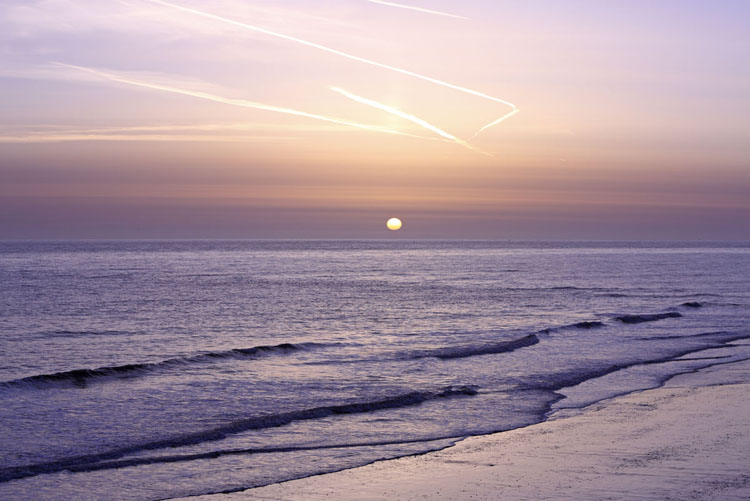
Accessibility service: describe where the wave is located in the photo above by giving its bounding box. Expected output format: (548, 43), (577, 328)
(27, 329), (134, 340)
(572, 321), (605, 329)
(8, 331), (747, 484)
(640, 330), (734, 341)
(50, 436), (461, 477)
(526, 331), (750, 393)
(0, 385), (478, 483)
(51, 329), (128, 336)
(539, 321), (605, 334)
(614, 312), (682, 324)
(0, 342), (328, 389)
(680, 301), (703, 308)
(673, 355), (734, 362)
(405, 334), (539, 361)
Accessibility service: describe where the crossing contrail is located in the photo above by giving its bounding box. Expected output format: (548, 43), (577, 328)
(330, 87), (488, 155)
(57, 63), (438, 141)
(472, 108), (520, 138)
(366, 0), (468, 20)
(145, 0), (517, 116)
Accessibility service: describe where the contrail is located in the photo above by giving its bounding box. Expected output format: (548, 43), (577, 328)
(330, 86), (488, 155)
(472, 108), (520, 138)
(366, 0), (468, 20)
(145, 1), (517, 113)
(57, 63), (435, 140)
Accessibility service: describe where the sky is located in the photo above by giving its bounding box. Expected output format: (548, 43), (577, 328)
(0, 0), (748, 239)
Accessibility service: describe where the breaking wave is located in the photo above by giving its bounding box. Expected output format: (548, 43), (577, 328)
(0, 342), (329, 389)
(404, 334), (539, 360)
(0, 385), (478, 483)
(615, 312), (683, 324)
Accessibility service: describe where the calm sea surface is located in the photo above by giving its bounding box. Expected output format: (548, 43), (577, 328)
(1, 241), (749, 499)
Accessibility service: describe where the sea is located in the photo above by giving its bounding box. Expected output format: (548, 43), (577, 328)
(1, 240), (748, 500)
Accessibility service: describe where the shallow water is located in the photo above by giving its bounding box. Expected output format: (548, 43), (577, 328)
(1, 241), (748, 499)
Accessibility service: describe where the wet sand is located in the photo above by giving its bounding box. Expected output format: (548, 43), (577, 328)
(193, 359), (750, 500)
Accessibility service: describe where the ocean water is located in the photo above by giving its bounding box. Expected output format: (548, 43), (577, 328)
(0, 241), (748, 500)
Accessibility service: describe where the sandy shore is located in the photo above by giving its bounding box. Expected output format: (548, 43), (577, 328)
(194, 359), (750, 500)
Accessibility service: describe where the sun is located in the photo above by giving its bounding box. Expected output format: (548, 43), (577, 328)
(386, 217), (402, 231)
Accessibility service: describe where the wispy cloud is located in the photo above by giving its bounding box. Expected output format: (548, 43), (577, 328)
(1, 122), (367, 134)
(0, 133), (297, 144)
(0, 0), (353, 39)
(0, 121), (385, 143)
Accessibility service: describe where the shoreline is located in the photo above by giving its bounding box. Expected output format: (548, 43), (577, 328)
(190, 358), (750, 500)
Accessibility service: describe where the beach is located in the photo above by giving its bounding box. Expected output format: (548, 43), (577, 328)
(206, 359), (750, 501)
(2, 0), (749, 499)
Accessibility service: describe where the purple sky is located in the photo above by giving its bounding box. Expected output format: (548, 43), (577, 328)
(1, 0), (748, 239)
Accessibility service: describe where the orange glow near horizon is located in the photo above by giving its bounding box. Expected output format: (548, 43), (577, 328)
(0, 0), (748, 238)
